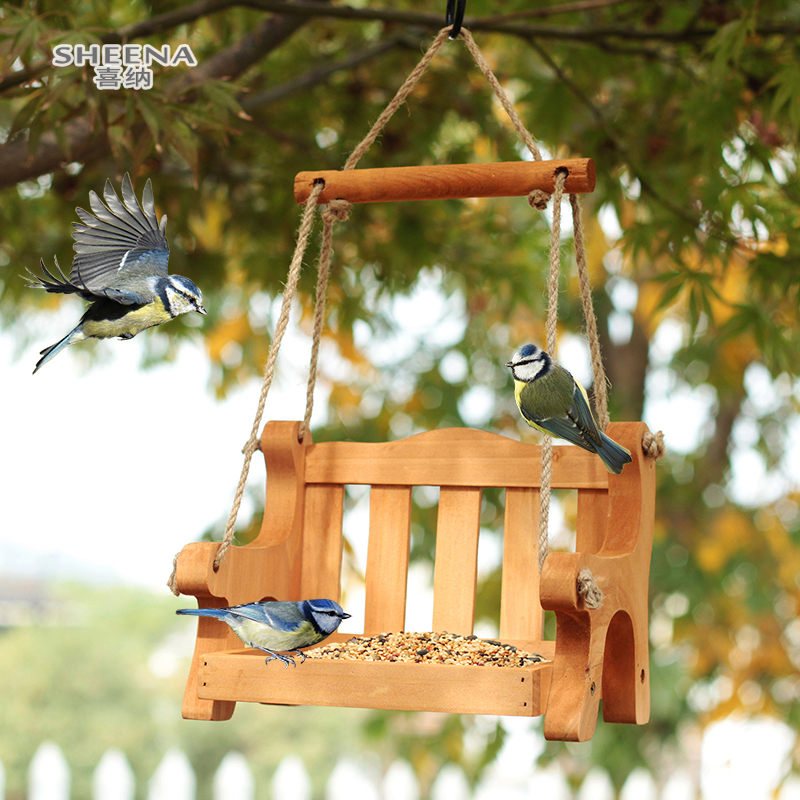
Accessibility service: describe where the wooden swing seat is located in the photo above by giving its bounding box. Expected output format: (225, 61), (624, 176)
(176, 419), (655, 741)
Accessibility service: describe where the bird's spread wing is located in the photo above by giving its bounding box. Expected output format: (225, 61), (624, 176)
(70, 174), (169, 301)
(226, 602), (305, 632)
(24, 258), (97, 302)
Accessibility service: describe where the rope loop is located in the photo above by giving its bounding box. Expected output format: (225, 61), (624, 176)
(527, 189), (551, 210)
(321, 198), (352, 224)
(642, 429), (666, 460)
(577, 567), (604, 609)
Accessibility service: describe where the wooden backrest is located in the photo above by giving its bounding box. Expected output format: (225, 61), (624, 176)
(253, 421), (621, 644)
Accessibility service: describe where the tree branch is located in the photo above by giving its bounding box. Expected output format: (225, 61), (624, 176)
(239, 34), (412, 111)
(0, 7), (319, 189)
(237, 1), (800, 43)
(0, 117), (106, 188)
(526, 36), (707, 235)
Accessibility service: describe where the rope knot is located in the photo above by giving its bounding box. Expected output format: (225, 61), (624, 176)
(241, 437), (260, 457)
(642, 429), (666, 460)
(577, 567), (604, 609)
(527, 188), (551, 210)
(321, 199), (352, 223)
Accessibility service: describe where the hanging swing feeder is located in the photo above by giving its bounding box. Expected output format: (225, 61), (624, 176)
(175, 161), (656, 742)
(173, 25), (660, 743)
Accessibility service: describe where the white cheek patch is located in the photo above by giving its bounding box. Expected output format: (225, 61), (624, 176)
(514, 359), (545, 382)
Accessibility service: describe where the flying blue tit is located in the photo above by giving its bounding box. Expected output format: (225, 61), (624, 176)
(505, 343), (632, 475)
(26, 174), (206, 373)
(176, 598), (351, 668)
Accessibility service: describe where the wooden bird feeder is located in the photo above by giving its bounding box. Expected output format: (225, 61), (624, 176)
(177, 422), (655, 741)
(175, 160), (657, 742)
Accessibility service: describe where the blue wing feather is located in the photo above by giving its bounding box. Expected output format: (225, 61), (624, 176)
(224, 601), (306, 632)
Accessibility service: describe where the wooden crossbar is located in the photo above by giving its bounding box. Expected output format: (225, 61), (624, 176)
(294, 159), (596, 205)
(175, 421), (655, 741)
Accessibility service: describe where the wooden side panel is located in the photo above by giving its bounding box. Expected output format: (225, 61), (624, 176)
(541, 422), (655, 741)
(576, 489), (608, 555)
(199, 649), (554, 717)
(300, 484), (345, 601)
(364, 485), (412, 634)
(500, 487), (543, 641)
(432, 487), (482, 633)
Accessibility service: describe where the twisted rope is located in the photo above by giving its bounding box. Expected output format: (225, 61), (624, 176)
(299, 199), (352, 442)
(538, 170), (567, 571)
(167, 181), (326, 594)
(343, 28), (451, 171)
(343, 27), (546, 172)
(571, 193), (610, 431)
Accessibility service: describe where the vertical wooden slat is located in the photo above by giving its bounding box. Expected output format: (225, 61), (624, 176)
(432, 486), (482, 633)
(576, 489), (608, 555)
(364, 485), (412, 634)
(499, 487), (543, 641)
(300, 484), (345, 600)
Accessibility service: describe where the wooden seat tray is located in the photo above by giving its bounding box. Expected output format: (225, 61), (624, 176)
(176, 421), (655, 741)
(197, 638), (556, 716)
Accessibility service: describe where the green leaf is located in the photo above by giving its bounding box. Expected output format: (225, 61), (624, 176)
(705, 12), (757, 76)
(167, 117), (199, 182)
(768, 64), (800, 131)
(135, 93), (162, 143)
(202, 80), (250, 120)
(8, 89), (46, 138)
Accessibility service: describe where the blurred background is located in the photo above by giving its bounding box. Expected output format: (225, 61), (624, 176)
(2, 1), (800, 797)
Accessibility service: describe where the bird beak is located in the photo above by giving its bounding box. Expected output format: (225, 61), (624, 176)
(504, 361), (513, 368)
(197, 305), (207, 315)
(341, 613), (351, 619)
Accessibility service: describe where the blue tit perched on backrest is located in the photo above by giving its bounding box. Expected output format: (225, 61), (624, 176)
(176, 598), (351, 668)
(506, 343), (632, 475)
(26, 174), (206, 373)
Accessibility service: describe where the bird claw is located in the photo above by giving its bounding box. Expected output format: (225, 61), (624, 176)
(263, 651), (297, 668)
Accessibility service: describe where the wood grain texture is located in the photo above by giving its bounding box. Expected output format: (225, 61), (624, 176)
(500, 487), (543, 641)
(300, 483), (345, 600)
(364, 485), (412, 634)
(294, 159), (595, 204)
(304, 428), (607, 489)
(540, 422), (655, 741)
(432, 487), (482, 633)
(176, 420), (655, 740)
(197, 646), (555, 716)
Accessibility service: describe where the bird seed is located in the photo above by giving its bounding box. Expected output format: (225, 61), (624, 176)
(309, 631), (546, 667)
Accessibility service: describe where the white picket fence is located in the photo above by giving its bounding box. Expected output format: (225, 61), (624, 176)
(5, 737), (800, 799)
(3, 741), (643, 800)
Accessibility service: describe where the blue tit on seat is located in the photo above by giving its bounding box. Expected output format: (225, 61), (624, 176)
(25, 174), (206, 373)
(505, 343), (632, 475)
(176, 598), (351, 668)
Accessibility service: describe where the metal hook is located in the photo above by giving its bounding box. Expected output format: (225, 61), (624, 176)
(446, 0), (466, 39)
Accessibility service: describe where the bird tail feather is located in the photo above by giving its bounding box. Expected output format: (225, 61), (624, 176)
(175, 608), (229, 618)
(33, 327), (84, 374)
(596, 432), (633, 475)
